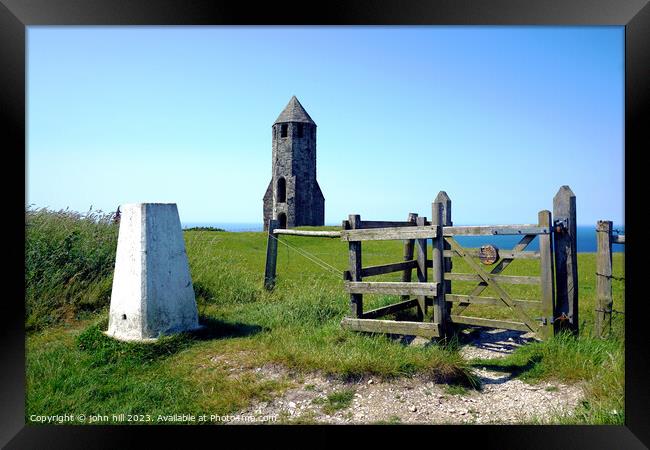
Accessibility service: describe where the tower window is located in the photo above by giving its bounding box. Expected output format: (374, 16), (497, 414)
(277, 177), (286, 203)
(297, 123), (304, 138)
(280, 124), (288, 138)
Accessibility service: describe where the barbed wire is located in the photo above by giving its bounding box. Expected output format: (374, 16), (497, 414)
(594, 308), (625, 315)
(595, 272), (625, 281)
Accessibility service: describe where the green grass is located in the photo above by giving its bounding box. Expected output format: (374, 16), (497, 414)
(25, 208), (625, 424)
(26, 316), (291, 424)
(312, 388), (356, 414)
(375, 415), (402, 424)
(444, 384), (468, 396)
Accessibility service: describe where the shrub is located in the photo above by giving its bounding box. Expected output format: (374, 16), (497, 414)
(25, 207), (118, 331)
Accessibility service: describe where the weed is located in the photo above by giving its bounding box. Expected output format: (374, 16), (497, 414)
(444, 384), (468, 396)
(319, 388), (356, 414)
(375, 415), (402, 424)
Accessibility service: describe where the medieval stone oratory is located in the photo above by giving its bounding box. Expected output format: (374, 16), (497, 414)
(263, 96), (325, 230)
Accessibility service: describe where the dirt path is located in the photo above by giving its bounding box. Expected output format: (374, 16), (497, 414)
(224, 329), (584, 424)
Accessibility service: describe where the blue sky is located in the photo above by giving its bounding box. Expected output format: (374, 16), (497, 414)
(27, 26), (624, 225)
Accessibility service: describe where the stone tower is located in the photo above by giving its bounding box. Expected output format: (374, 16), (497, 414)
(263, 96), (325, 230)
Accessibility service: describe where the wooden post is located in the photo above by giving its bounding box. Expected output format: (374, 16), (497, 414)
(538, 210), (555, 339)
(401, 212), (418, 301)
(348, 214), (363, 318)
(553, 186), (579, 335)
(435, 191), (452, 317)
(595, 220), (613, 338)
(415, 216), (428, 321)
(431, 200), (448, 338)
(263, 219), (279, 290)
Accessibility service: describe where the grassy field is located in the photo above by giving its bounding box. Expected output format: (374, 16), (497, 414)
(25, 209), (625, 424)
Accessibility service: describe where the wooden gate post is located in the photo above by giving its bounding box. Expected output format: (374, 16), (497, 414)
(553, 186), (579, 335)
(435, 191), (453, 317)
(347, 214), (363, 318)
(415, 216), (428, 321)
(595, 220), (613, 338)
(264, 219), (279, 290)
(538, 210), (555, 339)
(431, 200), (449, 338)
(401, 212), (419, 301)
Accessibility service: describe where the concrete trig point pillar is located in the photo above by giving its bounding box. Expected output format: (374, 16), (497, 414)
(107, 203), (200, 341)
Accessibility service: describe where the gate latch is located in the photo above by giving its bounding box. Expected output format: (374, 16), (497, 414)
(550, 312), (570, 324)
(554, 219), (568, 234)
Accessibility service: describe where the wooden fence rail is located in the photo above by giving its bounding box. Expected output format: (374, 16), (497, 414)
(344, 281), (439, 296)
(273, 229), (341, 238)
(442, 225), (550, 236)
(340, 226), (438, 242)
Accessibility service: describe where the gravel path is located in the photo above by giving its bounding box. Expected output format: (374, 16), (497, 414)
(223, 328), (584, 424)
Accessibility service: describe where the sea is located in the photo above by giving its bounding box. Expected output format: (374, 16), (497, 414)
(182, 223), (625, 253)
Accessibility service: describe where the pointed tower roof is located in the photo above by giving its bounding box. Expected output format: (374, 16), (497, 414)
(274, 96), (316, 125)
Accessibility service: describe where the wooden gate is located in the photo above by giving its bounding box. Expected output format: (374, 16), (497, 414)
(263, 187), (579, 340)
(442, 210), (555, 339)
(339, 192), (564, 340)
(340, 213), (443, 338)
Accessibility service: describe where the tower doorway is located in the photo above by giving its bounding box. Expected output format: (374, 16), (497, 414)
(278, 213), (287, 229)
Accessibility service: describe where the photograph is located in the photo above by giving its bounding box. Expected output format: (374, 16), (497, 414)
(22, 24), (628, 428)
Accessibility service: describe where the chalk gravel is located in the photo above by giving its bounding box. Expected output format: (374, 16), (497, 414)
(224, 329), (584, 425)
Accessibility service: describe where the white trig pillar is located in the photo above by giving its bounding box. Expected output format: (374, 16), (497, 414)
(107, 203), (200, 341)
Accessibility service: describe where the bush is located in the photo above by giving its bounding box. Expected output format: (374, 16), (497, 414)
(183, 226), (226, 232)
(25, 207), (119, 331)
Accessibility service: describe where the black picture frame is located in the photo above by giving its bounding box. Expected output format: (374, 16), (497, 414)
(2, 0), (647, 447)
